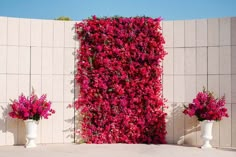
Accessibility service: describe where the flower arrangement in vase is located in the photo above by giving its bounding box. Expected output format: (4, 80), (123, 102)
(8, 89), (55, 148)
(183, 88), (228, 148)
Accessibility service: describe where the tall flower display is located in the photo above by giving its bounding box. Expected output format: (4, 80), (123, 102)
(75, 16), (167, 144)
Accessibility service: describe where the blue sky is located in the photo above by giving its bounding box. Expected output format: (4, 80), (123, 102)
(0, 0), (236, 21)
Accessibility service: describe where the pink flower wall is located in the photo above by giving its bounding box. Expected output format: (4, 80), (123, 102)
(75, 16), (167, 144)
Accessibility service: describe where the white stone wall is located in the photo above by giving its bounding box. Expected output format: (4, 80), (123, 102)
(0, 17), (77, 145)
(162, 17), (236, 148)
(0, 16), (235, 148)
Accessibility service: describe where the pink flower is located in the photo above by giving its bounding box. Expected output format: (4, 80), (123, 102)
(183, 89), (228, 121)
(8, 91), (55, 121)
(75, 16), (167, 144)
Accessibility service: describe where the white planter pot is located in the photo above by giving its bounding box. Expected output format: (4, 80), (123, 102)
(24, 119), (39, 148)
(200, 120), (214, 149)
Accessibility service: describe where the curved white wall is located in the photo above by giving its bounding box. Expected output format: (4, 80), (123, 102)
(0, 16), (236, 148)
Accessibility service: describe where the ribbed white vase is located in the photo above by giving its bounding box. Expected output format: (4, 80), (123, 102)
(200, 120), (214, 149)
(24, 119), (38, 148)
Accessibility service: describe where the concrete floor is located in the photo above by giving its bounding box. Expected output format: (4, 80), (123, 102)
(0, 144), (235, 157)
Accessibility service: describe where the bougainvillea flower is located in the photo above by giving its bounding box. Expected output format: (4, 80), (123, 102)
(9, 91), (55, 121)
(74, 16), (167, 144)
(183, 88), (229, 121)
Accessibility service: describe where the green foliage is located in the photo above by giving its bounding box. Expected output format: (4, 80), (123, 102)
(55, 16), (72, 21)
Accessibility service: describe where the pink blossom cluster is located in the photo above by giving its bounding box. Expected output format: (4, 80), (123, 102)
(183, 89), (229, 121)
(75, 16), (167, 144)
(9, 91), (55, 121)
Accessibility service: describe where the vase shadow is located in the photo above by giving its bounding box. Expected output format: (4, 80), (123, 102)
(0, 105), (25, 145)
(165, 103), (201, 147)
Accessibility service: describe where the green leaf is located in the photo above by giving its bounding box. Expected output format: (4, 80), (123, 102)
(32, 114), (40, 121)
(88, 57), (93, 70)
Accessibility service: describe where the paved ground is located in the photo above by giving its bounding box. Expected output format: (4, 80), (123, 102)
(0, 144), (235, 157)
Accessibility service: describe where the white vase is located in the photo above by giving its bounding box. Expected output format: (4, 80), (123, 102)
(24, 119), (38, 148)
(200, 120), (214, 149)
